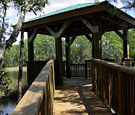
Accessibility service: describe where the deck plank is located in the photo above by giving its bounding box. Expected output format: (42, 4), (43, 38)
(53, 78), (113, 115)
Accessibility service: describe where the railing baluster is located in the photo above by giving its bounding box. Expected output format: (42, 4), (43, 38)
(92, 58), (135, 114)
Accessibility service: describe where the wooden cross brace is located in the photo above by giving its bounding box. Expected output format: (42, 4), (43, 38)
(81, 18), (99, 33)
(28, 28), (38, 42)
(114, 30), (127, 40)
(45, 20), (71, 38)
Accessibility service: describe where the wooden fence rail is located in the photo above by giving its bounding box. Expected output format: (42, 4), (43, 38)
(92, 58), (135, 115)
(63, 60), (92, 78)
(12, 60), (55, 115)
(70, 64), (85, 77)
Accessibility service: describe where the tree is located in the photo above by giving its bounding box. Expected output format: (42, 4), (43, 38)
(70, 36), (92, 64)
(0, 0), (49, 103)
(109, 0), (135, 9)
(18, 26), (24, 102)
(34, 35), (55, 61)
(102, 31), (123, 62)
(128, 29), (135, 59)
(0, 0), (49, 66)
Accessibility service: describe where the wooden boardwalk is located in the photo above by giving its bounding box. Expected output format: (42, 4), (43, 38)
(53, 78), (113, 115)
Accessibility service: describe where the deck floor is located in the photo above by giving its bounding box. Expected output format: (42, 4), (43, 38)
(53, 78), (113, 115)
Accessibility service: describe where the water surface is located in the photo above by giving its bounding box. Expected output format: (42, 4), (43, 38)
(0, 67), (27, 115)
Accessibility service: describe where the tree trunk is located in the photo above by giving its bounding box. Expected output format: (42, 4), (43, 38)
(0, 5), (7, 42)
(0, 43), (6, 67)
(5, 10), (25, 49)
(0, 10), (25, 66)
(18, 24), (24, 103)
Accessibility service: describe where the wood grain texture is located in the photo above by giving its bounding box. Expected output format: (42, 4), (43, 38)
(12, 60), (55, 115)
(92, 59), (135, 114)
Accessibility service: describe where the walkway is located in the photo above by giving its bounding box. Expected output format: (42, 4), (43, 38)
(53, 78), (113, 115)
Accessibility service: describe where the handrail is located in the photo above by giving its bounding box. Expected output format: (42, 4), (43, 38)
(12, 60), (55, 115)
(92, 58), (135, 75)
(92, 58), (135, 114)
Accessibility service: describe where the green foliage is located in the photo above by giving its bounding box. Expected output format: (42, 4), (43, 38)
(4, 45), (20, 67)
(34, 35), (55, 61)
(2, 30), (135, 66)
(129, 29), (135, 59)
(0, 69), (12, 95)
(10, 0), (49, 13)
(3, 40), (28, 67)
(102, 31), (123, 62)
(70, 35), (92, 64)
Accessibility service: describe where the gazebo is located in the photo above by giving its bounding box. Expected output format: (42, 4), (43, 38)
(12, 1), (135, 115)
(23, 1), (135, 85)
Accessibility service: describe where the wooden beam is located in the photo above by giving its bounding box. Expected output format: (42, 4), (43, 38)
(55, 38), (63, 85)
(66, 36), (71, 78)
(28, 28), (38, 42)
(69, 36), (76, 46)
(85, 34), (93, 43)
(123, 29), (129, 58)
(81, 18), (99, 33)
(93, 16), (102, 59)
(24, 4), (106, 28)
(114, 30), (125, 40)
(101, 16), (128, 28)
(45, 20), (71, 38)
(28, 42), (34, 61)
(106, 6), (135, 27)
(44, 25), (55, 36)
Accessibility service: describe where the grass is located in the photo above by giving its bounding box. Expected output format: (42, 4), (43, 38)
(0, 67), (28, 105)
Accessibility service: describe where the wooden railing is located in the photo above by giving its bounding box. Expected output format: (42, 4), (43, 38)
(12, 60), (55, 115)
(92, 58), (135, 115)
(85, 60), (92, 79)
(26, 61), (48, 86)
(63, 60), (92, 78)
(70, 64), (85, 77)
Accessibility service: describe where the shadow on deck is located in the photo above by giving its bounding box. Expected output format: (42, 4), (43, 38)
(53, 78), (113, 115)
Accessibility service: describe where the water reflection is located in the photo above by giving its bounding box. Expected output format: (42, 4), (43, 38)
(0, 103), (16, 115)
(0, 67), (27, 115)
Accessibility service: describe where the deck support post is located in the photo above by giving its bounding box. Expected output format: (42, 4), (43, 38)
(123, 29), (129, 58)
(93, 17), (102, 59)
(55, 37), (63, 85)
(66, 36), (71, 78)
(28, 29), (37, 61)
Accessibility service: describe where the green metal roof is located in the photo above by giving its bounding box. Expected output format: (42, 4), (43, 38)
(25, 2), (99, 23)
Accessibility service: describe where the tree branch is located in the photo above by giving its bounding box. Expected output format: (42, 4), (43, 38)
(5, 10), (25, 49)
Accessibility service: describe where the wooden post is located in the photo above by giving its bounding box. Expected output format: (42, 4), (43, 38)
(93, 16), (102, 59)
(66, 36), (71, 78)
(55, 37), (63, 85)
(123, 29), (129, 58)
(85, 60), (87, 79)
(28, 41), (34, 61)
(92, 34), (94, 58)
(28, 29), (37, 61)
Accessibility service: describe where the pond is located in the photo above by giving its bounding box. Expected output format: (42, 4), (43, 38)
(0, 67), (28, 115)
